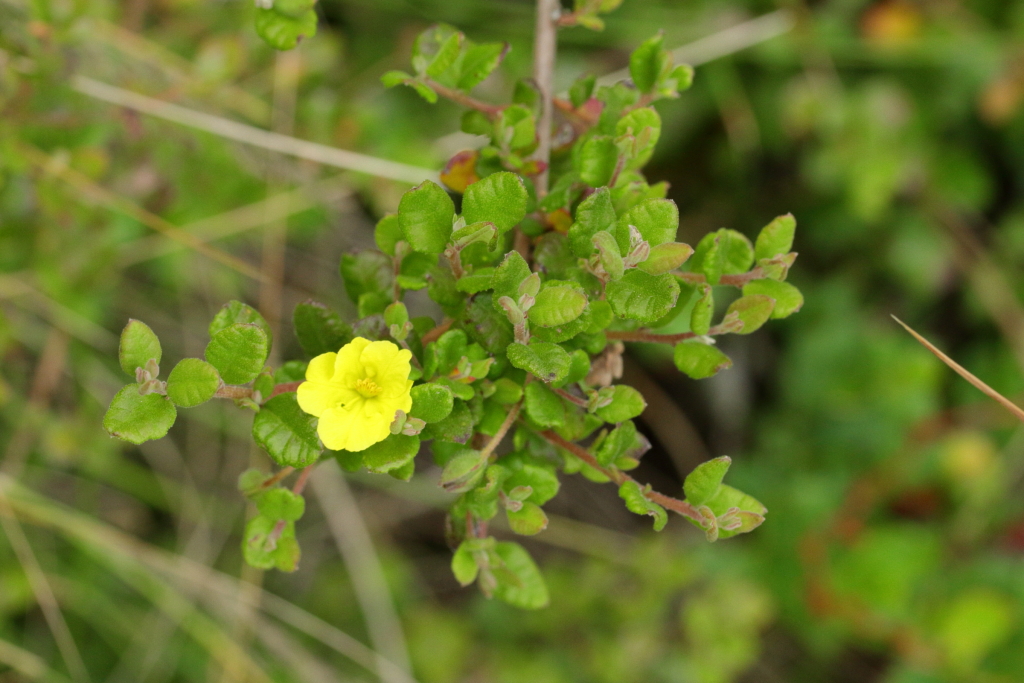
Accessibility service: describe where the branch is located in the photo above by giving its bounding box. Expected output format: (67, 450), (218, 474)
(420, 319), (453, 345)
(422, 78), (503, 117)
(552, 387), (588, 408)
(480, 401), (522, 459)
(606, 330), (697, 344)
(538, 430), (703, 523)
(676, 268), (765, 287)
(531, 0), (560, 195)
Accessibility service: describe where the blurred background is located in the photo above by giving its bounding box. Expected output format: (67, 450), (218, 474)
(3, 0), (1024, 681)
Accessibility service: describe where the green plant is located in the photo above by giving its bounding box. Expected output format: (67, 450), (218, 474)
(104, 0), (802, 609)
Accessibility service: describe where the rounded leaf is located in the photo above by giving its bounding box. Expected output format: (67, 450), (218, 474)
(119, 319), (161, 377)
(605, 270), (680, 324)
(205, 323), (270, 385)
(166, 358), (220, 408)
(254, 7), (317, 51)
(104, 384), (177, 445)
(398, 180), (455, 255)
(252, 393), (322, 468)
(673, 342), (732, 379)
(492, 541), (549, 609)
(743, 279), (804, 319)
(506, 342), (571, 383)
(210, 301), (274, 350)
(410, 383), (455, 423)
(462, 172), (528, 234)
(530, 284), (588, 328)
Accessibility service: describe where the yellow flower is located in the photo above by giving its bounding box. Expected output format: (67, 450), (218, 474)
(296, 337), (413, 452)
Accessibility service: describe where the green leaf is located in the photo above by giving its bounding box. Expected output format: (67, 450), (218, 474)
(615, 198), (677, 254)
(165, 358), (220, 408)
(426, 30), (462, 80)
(554, 348), (591, 388)
(339, 250), (394, 305)
(592, 230), (624, 281)
(243, 514), (299, 571)
(380, 70), (412, 88)
(618, 480), (667, 531)
(361, 434), (420, 474)
(254, 8), (317, 51)
(462, 172), (528, 235)
(577, 135), (619, 187)
(490, 251), (532, 313)
(492, 541), (549, 609)
(690, 231), (724, 285)
(569, 73), (596, 109)
(725, 294), (776, 334)
(252, 393), (321, 468)
(701, 483), (767, 539)
(615, 107), (661, 169)
(410, 383), (455, 423)
(374, 213), (403, 255)
(506, 502), (548, 536)
(594, 385), (646, 423)
(629, 33), (667, 93)
(409, 81), (438, 103)
(569, 187), (616, 257)
(490, 378), (523, 404)
(673, 342), (732, 379)
(439, 448), (487, 493)
(272, 0), (315, 19)
(671, 63), (694, 91)
(682, 456), (731, 506)
(637, 242), (693, 275)
(742, 279), (804, 319)
(464, 294), (515, 354)
(456, 269), (495, 294)
(495, 105), (537, 151)
(457, 42), (508, 91)
(293, 300), (353, 357)
(423, 399), (474, 444)
(398, 181), (455, 255)
(506, 342), (571, 383)
(104, 384), (177, 445)
(210, 301), (274, 350)
(119, 319), (161, 377)
(690, 284), (713, 336)
(503, 461), (560, 505)
(754, 213), (796, 261)
(451, 541), (480, 586)
(524, 381), (565, 428)
(605, 270), (680, 324)
(256, 488), (305, 521)
(530, 283), (588, 327)
(205, 323), (269, 385)
(594, 420), (643, 466)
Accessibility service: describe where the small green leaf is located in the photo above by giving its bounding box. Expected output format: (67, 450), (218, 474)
(492, 541), (549, 609)
(256, 488), (305, 521)
(272, 0), (315, 19)
(361, 434), (420, 474)
(592, 230), (624, 281)
(615, 107), (661, 169)
(440, 448), (487, 493)
(569, 187), (616, 257)
(210, 301), (274, 350)
(673, 342), (732, 379)
(254, 8), (317, 51)
(410, 383), (455, 423)
(530, 284), (588, 327)
(119, 320), (161, 377)
(754, 213), (796, 262)
(104, 384), (177, 445)
(456, 269), (495, 294)
(569, 73), (596, 109)
(743, 279), (804, 319)
(426, 30), (462, 80)
(380, 71), (412, 88)
(205, 323), (269, 385)
(689, 284), (713, 337)
(340, 251), (394, 308)
(605, 270), (680, 324)
(165, 358), (220, 408)
(491, 251), (532, 314)
(672, 63), (694, 91)
(503, 461), (560, 505)
(615, 198), (677, 254)
(578, 135), (619, 187)
(374, 213), (403, 255)
(690, 231), (724, 285)
(490, 378), (523, 404)
(524, 381), (565, 428)
(725, 294), (776, 334)
(495, 105), (537, 152)
(293, 300), (353, 357)
(629, 33), (667, 93)
(618, 480), (667, 531)
(451, 541), (480, 586)
(409, 81), (438, 103)
(506, 342), (571, 383)
(457, 42), (508, 91)
(701, 483), (767, 539)
(423, 399), (474, 443)
(462, 172), (528, 235)
(252, 393), (321, 468)
(637, 242), (693, 275)
(682, 456), (731, 506)
(506, 502), (548, 536)
(243, 514), (299, 571)
(398, 181), (455, 255)
(594, 385), (646, 423)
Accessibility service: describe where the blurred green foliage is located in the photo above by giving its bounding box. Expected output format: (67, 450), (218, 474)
(4, 0), (1024, 681)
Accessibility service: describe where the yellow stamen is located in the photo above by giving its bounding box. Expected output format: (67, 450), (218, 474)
(354, 377), (383, 398)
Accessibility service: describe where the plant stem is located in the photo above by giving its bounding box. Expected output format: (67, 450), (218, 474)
(215, 385), (254, 399)
(532, 0), (560, 195)
(480, 401), (522, 459)
(538, 429), (703, 523)
(421, 318), (453, 345)
(423, 78), (504, 116)
(552, 386), (588, 408)
(292, 465), (314, 495)
(268, 381), (302, 398)
(260, 466), (295, 489)
(266, 464), (315, 547)
(605, 330), (698, 344)
(675, 268), (765, 287)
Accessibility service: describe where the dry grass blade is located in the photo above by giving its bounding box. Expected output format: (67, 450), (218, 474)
(72, 76), (438, 185)
(892, 315), (1024, 423)
(0, 634), (71, 682)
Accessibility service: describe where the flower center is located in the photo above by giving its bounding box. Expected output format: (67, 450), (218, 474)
(354, 377), (383, 398)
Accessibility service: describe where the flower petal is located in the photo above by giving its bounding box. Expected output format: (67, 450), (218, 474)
(297, 380), (357, 418)
(317, 400), (393, 452)
(305, 352), (338, 383)
(334, 337), (372, 381)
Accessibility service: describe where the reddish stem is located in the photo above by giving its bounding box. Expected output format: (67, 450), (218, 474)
(538, 430), (702, 523)
(605, 330), (698, 344)
(421, 319), (454, 345)
(268, 381), (302, 399)
(676, 268), (765, 287)
(553, 386), (588, 408)
(423, 78), (504, 117)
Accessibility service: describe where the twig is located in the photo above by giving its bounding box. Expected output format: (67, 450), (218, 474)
(260, 467), (295, 490)
(309, 461), (413, 683)
(480, 401), (522, 458)
(893, 316), (1024, 424)
(268, 381), (302, 399)
(538, 430), (703, 522)
(676, 268), (764, 287)
(422, 78), (503, 116)
(606, 330), (697, 344)
(531, 0), (560, 195)
(72, 76), (437, 185)
(420, 318), (453, 345)
(552, 387), (588, 408)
